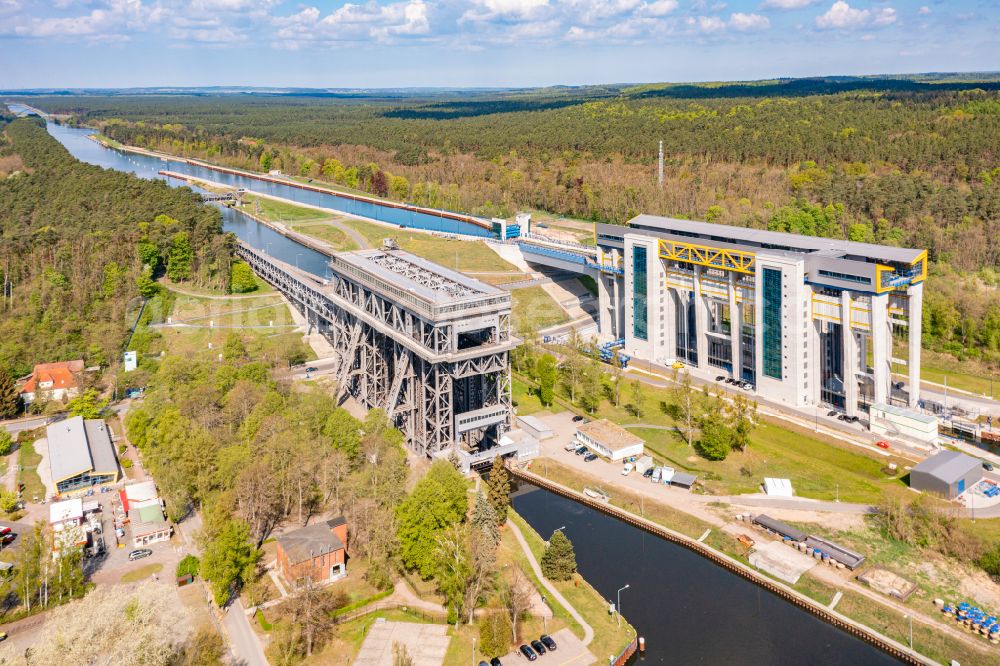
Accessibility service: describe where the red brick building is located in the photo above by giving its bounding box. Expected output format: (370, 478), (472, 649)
(276, 517), (348, 587)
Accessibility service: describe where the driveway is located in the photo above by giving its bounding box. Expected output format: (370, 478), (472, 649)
(223, 598), (269, 666)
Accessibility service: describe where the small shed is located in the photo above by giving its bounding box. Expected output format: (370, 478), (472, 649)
(575, 419), (644, 461)
(910, 450), (982, 499)
(516, 415), (554, 441)
(670, 472), (697, 489)
(870, 403), (938, 444)
(763, 478), (794, 497)
(751, 514), (807, 542)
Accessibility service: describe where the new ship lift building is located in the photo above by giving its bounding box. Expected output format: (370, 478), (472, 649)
(593, 215), (927, 416)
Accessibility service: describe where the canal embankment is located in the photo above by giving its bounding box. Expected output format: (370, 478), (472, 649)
(508, 464), (932, 665)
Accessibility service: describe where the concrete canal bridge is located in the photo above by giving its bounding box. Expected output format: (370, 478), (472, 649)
(236, 240), (518, 457)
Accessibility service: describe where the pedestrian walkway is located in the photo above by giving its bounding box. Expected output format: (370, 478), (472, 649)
(506, 518), (594, 647)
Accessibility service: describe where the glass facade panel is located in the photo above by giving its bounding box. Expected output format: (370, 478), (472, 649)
(633, 246), (648, 340)
(763, 268), (783, 379)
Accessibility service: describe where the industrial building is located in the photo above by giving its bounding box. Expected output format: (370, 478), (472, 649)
(909, 450), (982, 499)
(239, 240), (516, 457)
(591, 215), (927, 417)
(45, 416), (120, 496)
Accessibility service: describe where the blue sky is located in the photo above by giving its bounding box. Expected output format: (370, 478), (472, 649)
(1, 1), (998, 88)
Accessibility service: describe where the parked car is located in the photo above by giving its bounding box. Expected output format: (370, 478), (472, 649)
(519, 644), (537, 661)
(984, 462), (995, 472)
(671, 361), (684, 369)
(875, 441), (890, 450)
(0, 632), (6, 641)
(575, 446), (588, 455)
(837, 414), (849, 422)
(584, 453), (598, 462)
(572, 415), (584, 422)
(0, 527), (11, 536)
(306, 366), (318, 373)
(0, 534), (13, 545)
(564, 442), (579, 451)
(490, 658), (503, 666)
(643, 468), (655, 478)
(539, 635), (556, 651)
(621, 463), (633, 476)
(715, 375), (726, 382)
(479, 662), (490, 666)
(530, 639), (547, 655)
(740, 382), (753, 390)
(128, 549), (153, 561)
(651, 467), (661, 483)
(827, 410), (838, 417)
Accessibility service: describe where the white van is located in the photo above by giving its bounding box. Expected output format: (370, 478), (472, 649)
(651, 467), (661, 483)
(621, 463), (633, 476)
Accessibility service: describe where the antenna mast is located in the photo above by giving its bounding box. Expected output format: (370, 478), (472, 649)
(658, 140), (664, 187)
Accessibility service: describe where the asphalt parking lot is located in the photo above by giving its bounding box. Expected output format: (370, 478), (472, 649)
(0, 519), (28, 555)
(497, 628), (594, 666)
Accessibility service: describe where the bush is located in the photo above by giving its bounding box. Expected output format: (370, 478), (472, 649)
(0, 431), (13, 457)
(478, 610), (512, 658)
(121, 458), (133, 469)
(176, 554), (200, 579)
(118, 443), (128, 455)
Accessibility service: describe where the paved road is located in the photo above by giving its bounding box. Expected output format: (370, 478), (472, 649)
(1, 416), (51, 436)
(506, 518), (594, 647)
(223, 598), (269, 666)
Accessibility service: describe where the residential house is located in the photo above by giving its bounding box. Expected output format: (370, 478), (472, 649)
(276, 517), (348, 587)
(20, 360), (84, 405)
(120, 481), (171, 547)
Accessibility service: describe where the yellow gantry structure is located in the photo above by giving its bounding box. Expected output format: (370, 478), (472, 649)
(658, 239), (756, 274)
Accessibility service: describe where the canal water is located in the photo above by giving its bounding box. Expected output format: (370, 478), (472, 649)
(13, 104), (898, 664)
(511, 483), (898, 665)
(7, 103), (490, 278)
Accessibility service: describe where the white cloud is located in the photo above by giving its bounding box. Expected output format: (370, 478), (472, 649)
(759, 0), (817, 9)
(640, 0), (678, 17)
(689, 14), (725, 32)
(729, 12), (768, 31)
(918, 6), (930, 15)
(274, 0), (431, 45)
(816, 1), (895, 30)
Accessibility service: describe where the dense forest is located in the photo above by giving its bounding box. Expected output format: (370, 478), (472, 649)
(0, 116), (230, 377)
(19, 76), (1000, 368)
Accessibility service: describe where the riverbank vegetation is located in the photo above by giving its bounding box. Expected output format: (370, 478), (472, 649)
(25, 77), (1000, 371)
(0, 116), (230, 380)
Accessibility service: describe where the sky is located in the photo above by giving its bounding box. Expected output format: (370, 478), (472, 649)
(1, 0), (998, 88)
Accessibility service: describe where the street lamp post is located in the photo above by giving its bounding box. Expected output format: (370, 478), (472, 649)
(616, 584), (630, 628)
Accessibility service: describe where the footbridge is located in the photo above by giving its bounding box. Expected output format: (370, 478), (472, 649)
(513, 233), (623, 277)
(236, 241), (518, 456)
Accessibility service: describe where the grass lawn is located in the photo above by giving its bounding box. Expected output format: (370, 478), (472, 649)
(341, 218), (522, 274)
(239, 194), (332, 223)
(169, 293), (289, 324)
(512, 286), (569, 331)
(286, 220), (359, 252)
(161, 277), (275, 297)
(507, 511), (636, 661)
(120, 562), (164, 583)
(17, 439), (45, 502)
(513, 377), (549, 416)
(836, 590), (995, 666)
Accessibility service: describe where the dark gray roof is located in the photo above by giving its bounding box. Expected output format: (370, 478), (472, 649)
(752, 514), (807, 542)
(912, 450), (981, 484)
(806, 536), (865, 570)
(278, 519), (346, 564)
(626, 214), (924, 265)
(670, 472), (698, 488)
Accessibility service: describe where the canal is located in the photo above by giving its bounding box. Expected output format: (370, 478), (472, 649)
(511, 482), (898, 665)
(16, 104), (900, 664)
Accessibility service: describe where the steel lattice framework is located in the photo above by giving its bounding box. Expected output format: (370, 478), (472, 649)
(236, 242), (517, 456)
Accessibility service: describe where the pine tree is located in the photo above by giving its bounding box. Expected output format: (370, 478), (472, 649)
(540, 530), (577, 581)
(486, 456), (510, 527)
(470, 491), (499, 548)
(0, 366), (18, 419)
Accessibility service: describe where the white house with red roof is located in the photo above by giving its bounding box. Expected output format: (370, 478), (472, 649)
(20, 360), (84, 405)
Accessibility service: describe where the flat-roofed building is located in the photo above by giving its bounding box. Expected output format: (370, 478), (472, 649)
(592, 214), (926, 416)
(45, 416), (119, 496)
(575, 419), (644, 461)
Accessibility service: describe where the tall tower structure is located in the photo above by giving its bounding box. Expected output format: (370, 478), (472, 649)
(658, 140), (664, 187)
